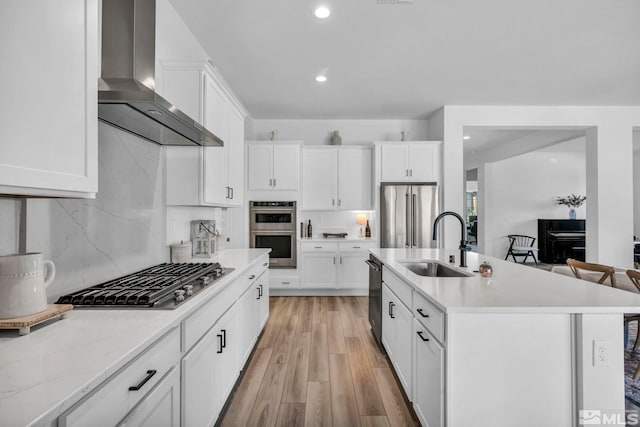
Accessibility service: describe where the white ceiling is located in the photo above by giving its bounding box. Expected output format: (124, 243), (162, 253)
(169, 0), (640, 120)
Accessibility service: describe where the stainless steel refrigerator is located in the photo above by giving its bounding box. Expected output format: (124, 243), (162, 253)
(380, 183), (439, 248)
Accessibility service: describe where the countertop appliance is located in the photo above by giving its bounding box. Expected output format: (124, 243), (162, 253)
(55, 263), (232, 309)
(249, 201), (296, 268)
(366, 255), (384, 351)
(380, 183), (439, 248)
(98, 0), (222, 147)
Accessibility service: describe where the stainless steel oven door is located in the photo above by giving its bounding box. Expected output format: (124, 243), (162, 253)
(250, 230), (297, 268)
(250, 208), (296, 231)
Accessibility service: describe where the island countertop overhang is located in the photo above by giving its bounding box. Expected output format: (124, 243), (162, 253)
(370, 248), (640, 314)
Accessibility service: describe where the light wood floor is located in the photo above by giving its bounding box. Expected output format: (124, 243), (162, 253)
(220, 296), (417, 427)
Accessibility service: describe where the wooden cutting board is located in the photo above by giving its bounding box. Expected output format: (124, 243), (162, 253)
(0, 304), (73, 335)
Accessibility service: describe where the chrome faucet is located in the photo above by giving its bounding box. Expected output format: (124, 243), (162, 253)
(432, 211), (469, 268)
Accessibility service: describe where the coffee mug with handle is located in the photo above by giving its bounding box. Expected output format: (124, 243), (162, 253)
(0, 252), (55, 319)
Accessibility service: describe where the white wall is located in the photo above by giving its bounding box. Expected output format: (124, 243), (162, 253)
(481, 150), (586, 259)
(635, 150), (640, 238)
(0, 199), (21, 255)
(249, 119), (428, 144)
(25, 125), (169, 300)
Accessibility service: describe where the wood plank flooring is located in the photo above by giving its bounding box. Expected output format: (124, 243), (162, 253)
(221, 296), (417, 427)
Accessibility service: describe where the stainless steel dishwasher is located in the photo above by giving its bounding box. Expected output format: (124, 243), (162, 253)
(366, 255), (384, 352)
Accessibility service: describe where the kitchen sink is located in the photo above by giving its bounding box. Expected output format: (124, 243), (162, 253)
(399, 261), (473, 278)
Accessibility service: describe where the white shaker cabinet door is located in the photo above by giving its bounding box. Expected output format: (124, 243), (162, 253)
(338, 147), (372, 210)
(409, 143), (439, 182)
(272, 144), (301, 190)
(181, 328), (217, 427)
(213, 303), (240, 417)
(119, 367), (180, 427)
(226, 106), (245, 206)
(302, 148), (337, 210)
(237, 280), (259, 366)
(257, 270), (270, 330)
(302, 252), (338, 289)
(380, 145), (409, 182)
(338, 252), (369, 290)
(413, 319), (444, 427)
(247, 144), (274, 190)
(202, 76), (228, 205)
(0, 0), (98, 197)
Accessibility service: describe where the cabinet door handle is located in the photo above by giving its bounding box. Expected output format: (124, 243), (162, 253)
(416, 308), (429, 318)
(257, 287), (261, 299)
(353, 246), (361, 249)
(273, 178), (276, 187)
(332, 199), (335, 206)
(128, 370), (157, 391)
(406, 169), (409, 177)
(269, 178), (272, 187)
(314, 246), (323, 249)
(388, 301), (395, 318)
(221, 329), (227, 348)
(230, 187), (234, 199)
(340, 257), (342, 264)
(333, 257), (336, 264)
(410, 169), (413, 177)
(282, 281), (290, 284)
(417, 330), (430, 342)
(263, 262), (268, 267)
(217, 334), (223, 353)
(338, 199), (341, 206)
(259, 284), (263, 297)
(249, 274), (256, 280)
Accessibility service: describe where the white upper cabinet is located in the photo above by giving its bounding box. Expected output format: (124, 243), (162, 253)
(161, 61), (246, 206)
(379, 141), (440, 182)
(302, 146), (372, 210)
(247, 143), (301, 191)
(0, 0), (98, 198)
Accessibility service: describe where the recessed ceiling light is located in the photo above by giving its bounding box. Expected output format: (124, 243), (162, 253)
(463, 135), (471, 140)
(315, 75), (327, 82)
(314, 6), (330, 19)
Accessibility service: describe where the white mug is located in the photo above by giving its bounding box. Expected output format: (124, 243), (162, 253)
(0, 253), (55, 319)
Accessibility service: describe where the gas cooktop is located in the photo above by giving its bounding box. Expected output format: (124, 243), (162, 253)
(55, 263), (233, 310)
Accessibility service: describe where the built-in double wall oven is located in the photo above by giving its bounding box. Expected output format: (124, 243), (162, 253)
(249, 201), (296, 268)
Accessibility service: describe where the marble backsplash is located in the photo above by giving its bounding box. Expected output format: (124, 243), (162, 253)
(10, 123), (224, 300)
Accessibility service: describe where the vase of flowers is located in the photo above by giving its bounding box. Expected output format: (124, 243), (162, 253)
(556, 194), (586, 220)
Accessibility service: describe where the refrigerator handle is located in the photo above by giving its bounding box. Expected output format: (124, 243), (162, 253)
(412, 193), (417, 247)
(406, 192), (411, 247)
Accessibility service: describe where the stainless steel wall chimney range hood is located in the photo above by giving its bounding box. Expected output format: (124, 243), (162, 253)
(98, 0), (222, 147)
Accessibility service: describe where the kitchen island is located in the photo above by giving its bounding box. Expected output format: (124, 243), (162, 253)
(371, 248), (640, 427)
(0, 249), (270, 427)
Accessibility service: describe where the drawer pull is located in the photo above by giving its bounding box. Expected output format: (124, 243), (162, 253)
(417, 331), (430, 342)
(221, 329), (227, 348)
(128, 370), (157, 391)
(416, 308), (429, 318)
(249, 274), (256, 280)
(314, 246), (323, 249)
(282, 281), (290, 285)
(389, 301), (395, 318)
(352, 246), (361, 249)
(263, 262), (268, 266)
(259, 284), (263, 297)
(257, 287), (261, 299)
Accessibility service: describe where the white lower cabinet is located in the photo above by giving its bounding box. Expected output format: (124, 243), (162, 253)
(119, 367), (180, 427)
(60, 328), (181, 427)
(413, 319), (444, 427)
(237, 280), (259, 366)
(213, 304), (240, 417)
(381, 283), (413, 399)
(301, 241), (376, 290)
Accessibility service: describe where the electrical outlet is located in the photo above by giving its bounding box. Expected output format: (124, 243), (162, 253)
(593, 340), (610, 367)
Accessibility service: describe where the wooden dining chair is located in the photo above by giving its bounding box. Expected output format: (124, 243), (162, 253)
(566, 258), (617, 287)
(625, 270), (640, 379)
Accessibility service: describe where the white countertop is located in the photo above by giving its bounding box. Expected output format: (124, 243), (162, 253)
(299, 237), (378, 243)
(372, 248), (640, 314)
(0, 249), (270, 427)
